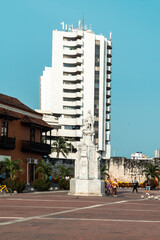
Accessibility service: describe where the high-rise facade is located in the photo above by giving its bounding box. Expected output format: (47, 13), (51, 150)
(40, 22), (112, 159)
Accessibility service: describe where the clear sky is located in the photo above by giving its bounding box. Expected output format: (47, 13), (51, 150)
(1, 0), (160, 158)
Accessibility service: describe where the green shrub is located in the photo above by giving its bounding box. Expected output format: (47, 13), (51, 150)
(143, 179), (159, 190)
(58, 179), (70, 190)
(4, 178), (26, 193)
(52, 177), (60, 184)
(33, 179), (52, 191)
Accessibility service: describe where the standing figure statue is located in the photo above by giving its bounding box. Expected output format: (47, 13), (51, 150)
(83, 110), (94, 132)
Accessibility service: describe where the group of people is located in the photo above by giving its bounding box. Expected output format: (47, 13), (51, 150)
(132, 177), (151, 195)
(105, 178), (119, 197)
(106, 177), (151, 197)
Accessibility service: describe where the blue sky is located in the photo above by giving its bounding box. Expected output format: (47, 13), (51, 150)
(0, 0), (160, 158)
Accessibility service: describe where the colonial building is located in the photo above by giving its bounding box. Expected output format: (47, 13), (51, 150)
(0, 93), (52, 184)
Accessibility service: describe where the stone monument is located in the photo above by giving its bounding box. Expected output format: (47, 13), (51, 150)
(69, 110), (105, 196)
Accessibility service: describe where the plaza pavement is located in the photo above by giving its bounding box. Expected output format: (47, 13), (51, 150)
(0, 189), (160, 240)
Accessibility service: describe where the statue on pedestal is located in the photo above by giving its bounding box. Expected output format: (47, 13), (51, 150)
(83, 110), (94, 132)
(69, 109), (105, 196)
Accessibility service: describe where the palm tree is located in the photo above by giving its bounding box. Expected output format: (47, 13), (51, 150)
(100, 166), (110, 180)
(52, 137), (74, 158)
(56, 165), (74, 179)
(35, 159), (53, 181)
(142, 163), (160, 181)
(2, 158), (24, 181)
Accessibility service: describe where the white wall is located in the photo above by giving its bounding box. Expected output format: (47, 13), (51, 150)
(83, 31), (95, 119)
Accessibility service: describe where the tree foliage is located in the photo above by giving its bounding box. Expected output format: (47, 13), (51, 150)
(100, 166), (109, 180)
(2, 158), (24, 180)
(52, 137), (74, 158)
(142, 163), (160, 181)
(55, 165), (74, 179)
(35, 159), (53, 181)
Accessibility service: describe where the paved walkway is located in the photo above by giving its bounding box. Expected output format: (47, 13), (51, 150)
(0, 189), (160, 240)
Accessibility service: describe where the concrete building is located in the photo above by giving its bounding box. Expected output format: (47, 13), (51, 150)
(40, 21), (112, 159)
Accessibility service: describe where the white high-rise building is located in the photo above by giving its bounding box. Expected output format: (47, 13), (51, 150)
(40, 22), (112, 159)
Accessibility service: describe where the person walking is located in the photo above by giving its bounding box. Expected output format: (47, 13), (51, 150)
(132, 177), (138, 193)
(146, 177), (151, 195)
(112, 178), (119, 197)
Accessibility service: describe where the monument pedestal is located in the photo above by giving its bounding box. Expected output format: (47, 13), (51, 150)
(69, 178), (105, 196)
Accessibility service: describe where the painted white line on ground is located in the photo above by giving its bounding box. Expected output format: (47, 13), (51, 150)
(0, 198), (146, 226)
(39, 217), (160, 223)
(32, 191), (67, 194)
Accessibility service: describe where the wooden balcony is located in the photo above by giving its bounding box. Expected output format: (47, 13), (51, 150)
(21, 141), (51, 155)
(0, 136), (15, 150)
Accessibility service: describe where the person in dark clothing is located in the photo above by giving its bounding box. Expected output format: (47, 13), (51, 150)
(146, 177), (151, 195)
(132, 177), (138, 193)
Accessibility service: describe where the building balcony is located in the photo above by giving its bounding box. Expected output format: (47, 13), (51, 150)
(58, 129), (82, 138)
(63, 39), (83, 47)
(107, 58), (112, 66)
(21, 141), (51, 155)
(63, 92), (82, 99)
(107, 49), (112, 57)
(63, 48), (83, 56)
(105, 132), (110, 141)
(107, 74), (112, 82)
(63, 100), (82, 107)
(0, 136), (15, 150)
(106, 114), (111, 121)
(107, 66), (112, 74)
(106, 90), (111, 98)
(63, 83), (82, 90)
(63, 108), (82, 115)
(107, 82), (111, 90)
(106, 106), (111, 113)
(106, 99), (111, 106)
(107, 41), (112, 49)
(63, 66), (83, 73)
(63, 74), (83, 81)
(63, 57), (83, 64)
(106, 122), (110, 131)
(59, 117), (82, 126)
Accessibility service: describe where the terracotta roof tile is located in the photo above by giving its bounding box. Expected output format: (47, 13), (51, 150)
(21, 115), (53, 130)
(0, 109), (20, 119)
(0, 93), (41, 115)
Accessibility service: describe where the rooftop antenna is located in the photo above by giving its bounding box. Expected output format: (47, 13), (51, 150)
(61, 22), (64, 31)
(110, 32), (112, 40)
(65, 24), (68, 31)
(78, 20), (81, 30)
(69, 24), (73, 31)
(83, 13), (84, 31)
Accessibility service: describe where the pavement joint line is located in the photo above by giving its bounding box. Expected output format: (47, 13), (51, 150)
(0, 198), (147, 226)
(5, 198), (116, 204)
(36, 217), (160, 223)
(0, 205), (75, 209)
(0, 217), (24, 219)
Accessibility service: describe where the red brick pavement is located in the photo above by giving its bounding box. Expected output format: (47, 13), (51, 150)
(0, 189), (160, 240)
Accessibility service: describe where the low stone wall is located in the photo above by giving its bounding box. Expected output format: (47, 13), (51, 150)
(105, 157), (160, 183)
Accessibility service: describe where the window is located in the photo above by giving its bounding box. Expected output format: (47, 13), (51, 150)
(1, 121), (8, 136)
(30, 128), (35, 142)
(64, 125), (80, 130)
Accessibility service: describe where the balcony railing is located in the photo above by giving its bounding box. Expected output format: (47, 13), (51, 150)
(0, 136), (15, 150)
(21, 141), (51, 155)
